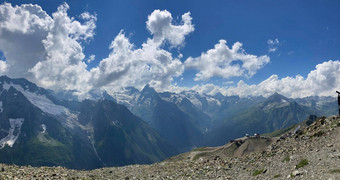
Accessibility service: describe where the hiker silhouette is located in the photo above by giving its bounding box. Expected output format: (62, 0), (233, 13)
(337, 91), (340, 116)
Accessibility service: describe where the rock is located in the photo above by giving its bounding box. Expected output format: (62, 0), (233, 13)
(214, 156), (220, 161)
(292, 170), (304, 176)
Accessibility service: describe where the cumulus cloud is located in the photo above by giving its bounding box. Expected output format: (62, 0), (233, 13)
(0, 3), (192, 97)
(180, 60), (340, 98)
(226, 60), (340, 98)
(146, 10), (194, 47)
(191, 83), (227, 96)
(90, 9), (193, 91)
(0, 60), (7, 74)
(0, 3), (96, 94)
(185, 40), (270, 81)
(159, 83), (227, 96)
(1, 3), (337, 100)
(29, 3), (96, 93)
(267, 38), (280, 52)
(90, 30), (184, 91)
(224, 81), (234, 85)
(86, 54), (95, 63)
(0, 3), (52, 78)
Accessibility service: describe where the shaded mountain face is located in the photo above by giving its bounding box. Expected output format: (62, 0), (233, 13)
(113, 85), (204, 152)
(203, 93), (315, 146)
(0, 76), (176, 169)
(0, 78), (101, 169)
(78, 99), (177, 167)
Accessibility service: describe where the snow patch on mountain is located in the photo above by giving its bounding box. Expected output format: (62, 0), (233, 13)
(3, 82), (68, 116)
(111, 88), (140, 107)
(2, 82), (11, 91)
(0, 118), (24, 149)
(2, 82), (79, 129)
(206, 96), (221, 106)
(263, 100), (290, 112)
(41, 124), (46, 133)
(160, 91), (222, 110)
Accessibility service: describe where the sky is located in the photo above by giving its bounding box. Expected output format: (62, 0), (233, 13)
(0, 0), (339, 98)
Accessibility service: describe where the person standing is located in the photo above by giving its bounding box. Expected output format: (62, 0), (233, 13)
(337, 91), (340, 116)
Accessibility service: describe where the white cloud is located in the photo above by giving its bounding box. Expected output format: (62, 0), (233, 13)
(267, 38), (280, 52)
(0, 3), (181, 95)
(29, 3), (96, 93)
(0, 3), (52, 78)
(146, 10), (194, 47)
(89, 9), (193, 92)
(0, 60), (7, 74)
(191, 83), (227, 96)
(184, 40), (270, 81)
(86, 54), (95, 63)
(175, 60), (340, 98)
(1, 3), (337, 100)
(0, 3), (96, 94)
(174, 60), (339, 98)
(224, 81), (234, 85)
(0, 4), (191, 97)
(226, 60), (340, 98)
(90, 30), (184, 92)
(159, 83), (227, 96)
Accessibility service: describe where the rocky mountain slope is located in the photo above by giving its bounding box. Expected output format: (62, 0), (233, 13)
(0, 115), (339, 179)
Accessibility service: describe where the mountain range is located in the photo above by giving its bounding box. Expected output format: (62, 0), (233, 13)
(112, 85), (337, 147)
(0, 75), (337, 169)
(0, 76), (175, 169)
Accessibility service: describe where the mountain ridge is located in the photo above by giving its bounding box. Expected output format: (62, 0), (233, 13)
(0, 76), (176, 169)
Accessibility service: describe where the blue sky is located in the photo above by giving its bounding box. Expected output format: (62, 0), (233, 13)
(0, 0), (339, 98)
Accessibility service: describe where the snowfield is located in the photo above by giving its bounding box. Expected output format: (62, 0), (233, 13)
(3, 82), (68, 116)
(2, 82), (79, 129)
(0, 118), (25, 149)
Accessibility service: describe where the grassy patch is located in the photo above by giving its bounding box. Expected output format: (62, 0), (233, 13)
(282, 156), (290, 162)
(312, 130), (324, 137)
(296, 159), (309, 169)
(192, 152), (208, 161)
(274, 174), (281, 178)
(192, 147), (206, 151)
(252, 169), (264, 176)
(329, 169), (340, 173)
(263, 124), (296, 137)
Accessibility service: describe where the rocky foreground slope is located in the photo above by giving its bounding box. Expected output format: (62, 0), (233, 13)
(0, 116), (340, 179)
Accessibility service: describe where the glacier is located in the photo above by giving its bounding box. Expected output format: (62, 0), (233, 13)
(0, 118), (25, 149)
